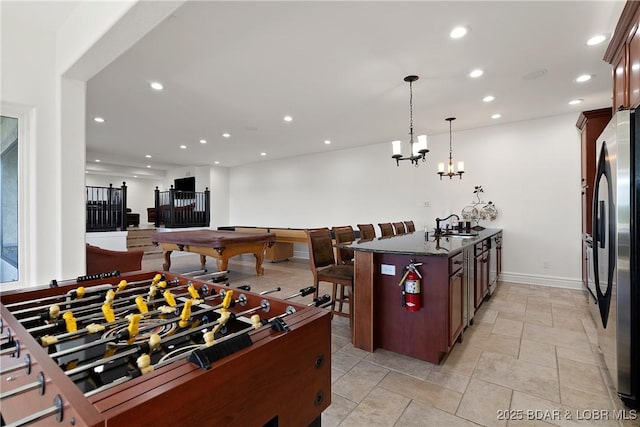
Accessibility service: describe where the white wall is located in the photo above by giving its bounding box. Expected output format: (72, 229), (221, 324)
(1, 16), (60, 285)
(230, 113), (583, 288)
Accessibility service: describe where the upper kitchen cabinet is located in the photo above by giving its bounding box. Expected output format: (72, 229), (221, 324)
(576, 108), (612, 237)
(604, 1), (640, 110)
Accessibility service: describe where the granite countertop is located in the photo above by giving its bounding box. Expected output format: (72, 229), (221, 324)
(340, 228), (501, 257)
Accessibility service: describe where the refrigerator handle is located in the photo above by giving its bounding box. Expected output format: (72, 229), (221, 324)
(597, 200), (606, 249)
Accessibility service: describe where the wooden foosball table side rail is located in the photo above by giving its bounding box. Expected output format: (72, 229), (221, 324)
(1, 271), (332, 427)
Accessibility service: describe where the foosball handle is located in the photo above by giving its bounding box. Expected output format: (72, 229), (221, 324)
(312, 294), (331, 308)
(300, 286), (316, 297)
(270, 317), (290, 332)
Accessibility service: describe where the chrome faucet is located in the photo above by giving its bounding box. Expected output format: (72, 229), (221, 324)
(435, 214), (460, 234)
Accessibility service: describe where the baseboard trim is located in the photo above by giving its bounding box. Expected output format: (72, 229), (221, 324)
(499, 272), (582, 290)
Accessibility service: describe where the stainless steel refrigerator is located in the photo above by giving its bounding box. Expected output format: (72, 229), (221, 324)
(591, 108), (638, 408)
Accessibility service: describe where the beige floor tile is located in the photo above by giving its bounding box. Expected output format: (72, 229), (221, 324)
(364, 348), (433, 380)
(559, 384), (613, 412)
(555, 344), (601, 367)
(523, 309), (554, 327)
(509, 390), (607, 427)
(396, 400), (480, 427)
(522, 323), (592, 353)
(475, 307), (499, 325)
(332, 349), (365, 373)
(379, 371), (463, 414)
(487, 300), (527, 317)
(557, 357), (606, 395)
(492, 317), (524, 338)
(332, 333), (351, 353)
(438, 340), (484, 377)
(551, 309), (589, 332)
(473, 351), (560, 403)
(332, 367), (346, 384)
(468, 333), (521, 358)
(332, 361), (389, 403)
(321, 393), (357, 427)
(526, 301), (552, 314)
(456, 377), (512, 427)
(338, 387), (409, 427)
(518, 339), (557, 369)
(426, 368), (471, 394)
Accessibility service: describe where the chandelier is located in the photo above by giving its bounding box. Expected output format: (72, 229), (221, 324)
(437, 117), (464, 179)
(391, 75), (428, 167)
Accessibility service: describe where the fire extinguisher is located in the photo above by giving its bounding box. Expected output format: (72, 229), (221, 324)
(399, 261), (423, 312)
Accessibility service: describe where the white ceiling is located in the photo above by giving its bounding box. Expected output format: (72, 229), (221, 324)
(81, 1), (625, 178)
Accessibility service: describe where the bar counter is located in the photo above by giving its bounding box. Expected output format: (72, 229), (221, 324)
(343, 228), (502, 363)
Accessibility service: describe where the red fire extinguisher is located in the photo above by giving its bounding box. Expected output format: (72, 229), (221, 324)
(399, 262), (423, 312)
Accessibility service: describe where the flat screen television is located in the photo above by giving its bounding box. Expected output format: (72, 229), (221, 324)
(174, 177), (195, 194)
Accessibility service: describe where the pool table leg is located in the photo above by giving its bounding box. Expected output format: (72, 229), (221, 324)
(162, 250), (173, 271)
(216, 258), (229, 273)
(254, 252), (265, 275)
(199, 254), (207, 271)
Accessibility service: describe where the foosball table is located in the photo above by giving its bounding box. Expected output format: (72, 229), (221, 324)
(0, 271), (332, 427)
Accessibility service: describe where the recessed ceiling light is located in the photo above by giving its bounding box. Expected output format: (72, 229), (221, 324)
(133, 175), (138, 178)
(95, 159), (101, 163)
(180, 145), (187, 149)
(214, 161), (220, 165)
(483, 95), (495, 103)
(146, 165), (151, 168)
(283, 116), (293, 122)
(469, 69), (484, 78)
(491, 113), (502, 119)
(324, 140), (331, 145)
(569, 99), (584, 105)
(576, 74), (592, 83)
(450, 26), (468, 39)
(94, 117), (105, 123)
(222, 133), (231, 138)
(586, 34), (607, 46)
(260, 152), (267, 156)
(145, 154), (152, 158)
(150, 81), (164, 90)
(200, 139), (207, 144)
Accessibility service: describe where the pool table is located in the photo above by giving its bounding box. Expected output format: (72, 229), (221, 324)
(151, 230), (276, 275)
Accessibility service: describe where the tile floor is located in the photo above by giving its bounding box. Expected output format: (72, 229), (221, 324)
(142, 253), (639, 427)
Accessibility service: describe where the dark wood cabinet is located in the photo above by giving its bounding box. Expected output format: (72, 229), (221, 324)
(604, 1), (640, 109)
(576, 108), (611, 288)
(448, 252), (464, 346)
(474, 241), (489, 309)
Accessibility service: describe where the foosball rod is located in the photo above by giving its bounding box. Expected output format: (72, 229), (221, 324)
(190, 270), (228, 280)
(38, 288), (225, 347)
(259, 287), (281, 296)
(2, 274), (171, 310)
(0, 372), (45, 400)
(284, 286), (316, 300)
(10, 278), (181, 318)
(65, 297), (270, 379)
(25, 284), (205, 335)
(48, 294), (248, 360)
(155, 305), (296, 370)
(3, 395), (63, 427)
(0, 339), (20, 357)
(0, 354), (31, 376)
(24, 281), (203, 329)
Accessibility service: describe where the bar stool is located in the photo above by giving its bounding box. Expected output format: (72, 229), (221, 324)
(404, 220), (416, 232)
(378, 223), (394, 237)
(392, 221), (406, 235)
(332, 225), (355, 265)
(357, 223), (376, 240)
(305, 228), (354, 324)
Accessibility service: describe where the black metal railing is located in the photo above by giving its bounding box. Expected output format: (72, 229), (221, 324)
(86, 182), (127, 231)
(153, 186), (210, 228)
